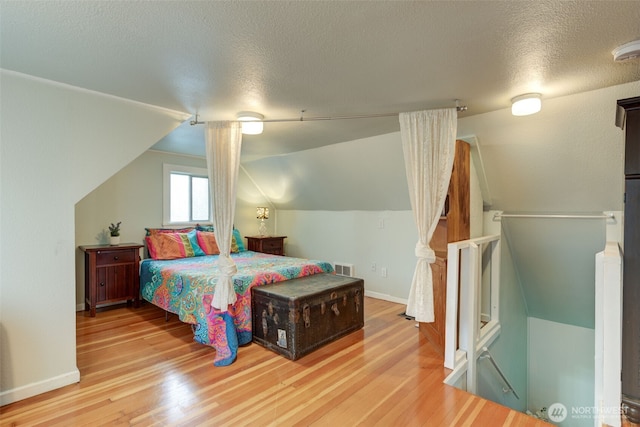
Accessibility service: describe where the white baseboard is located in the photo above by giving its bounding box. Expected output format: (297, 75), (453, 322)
(75, 301), (128, 312)
(444, 357), (469, 388)
(0, 368), (80, 406)
(364, 290), (407, 305)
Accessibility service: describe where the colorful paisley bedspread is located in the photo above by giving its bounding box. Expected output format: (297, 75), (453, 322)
(140, 250), (334, 366)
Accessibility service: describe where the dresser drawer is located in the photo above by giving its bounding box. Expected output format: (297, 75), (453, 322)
(246, 236), (287, 256)
(261, 239), (282, 251)
(96, 249), (135, 266)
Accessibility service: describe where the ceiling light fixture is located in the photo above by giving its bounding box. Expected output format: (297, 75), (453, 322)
(511, 93), (542, 116)
(612, 39), (640, 62)
(237, 111), (264, 135)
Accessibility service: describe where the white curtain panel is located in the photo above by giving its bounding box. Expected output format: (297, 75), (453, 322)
(400, 108), (457, 322)
(205, 121), (243, 311)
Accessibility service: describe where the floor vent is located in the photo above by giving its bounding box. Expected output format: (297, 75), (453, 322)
(334, 263), (354, 277)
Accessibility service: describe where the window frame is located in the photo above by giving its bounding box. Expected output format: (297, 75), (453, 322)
(162, 163), (212, 226)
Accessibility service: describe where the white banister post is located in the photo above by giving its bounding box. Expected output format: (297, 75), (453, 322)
(594, 242), (622, 427)
(491, 238), (501, 323)
(464, 242), (480, 394)
(457, 246), (471, 355)
(445, 244), (461, 369)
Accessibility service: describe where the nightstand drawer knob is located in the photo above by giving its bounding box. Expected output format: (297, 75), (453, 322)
(113, 256), (119, 260)
(99, 282), (105, 287)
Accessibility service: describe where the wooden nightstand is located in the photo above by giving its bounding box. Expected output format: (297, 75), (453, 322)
(80, 243), (143, 317)
(245, 236), (287, 256)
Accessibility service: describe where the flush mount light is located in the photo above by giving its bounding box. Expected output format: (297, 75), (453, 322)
(237, 111), (264, 135)
(613, 39), (640, 62)
(511, 93), (542, 116)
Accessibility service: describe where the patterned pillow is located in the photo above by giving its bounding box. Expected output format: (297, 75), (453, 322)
(145, 227), (194, 236)
(196, 230), (220, 255)
(196, 225), (245, 252)
(230, 235), (239, 253)
(233, 229), (246, 252)
(145, 229), (205, 260)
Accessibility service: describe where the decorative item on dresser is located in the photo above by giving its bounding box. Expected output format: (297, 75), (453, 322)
(80, 243), (143, 317)
(256, 206), (270, 236)
(245, 235), (287, 256)
(108, 221), (121, 245)
(618, 95), (640, 424)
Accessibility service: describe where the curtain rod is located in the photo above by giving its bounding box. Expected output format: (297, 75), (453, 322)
(189, 104), (468, 126)
(492, 212), (616, 221)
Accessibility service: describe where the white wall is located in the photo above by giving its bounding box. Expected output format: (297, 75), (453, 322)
(457, 81), (640, 213)
(502, 217), (606, 329)
(242, 131), (411, 211)
(528, 317), (595, 426)
(277, 210), (417, 303)
(0, 71), (187, 405)
(75, 151), (206, 246)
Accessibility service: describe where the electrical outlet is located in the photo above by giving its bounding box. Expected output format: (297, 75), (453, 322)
(371, 262), (376, 272)
(381, 267), (387, 278)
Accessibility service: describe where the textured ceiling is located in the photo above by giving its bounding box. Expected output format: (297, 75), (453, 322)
(2, 1), (640, 160)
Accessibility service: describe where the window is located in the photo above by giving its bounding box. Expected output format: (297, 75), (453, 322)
(163, 164), (210, 225)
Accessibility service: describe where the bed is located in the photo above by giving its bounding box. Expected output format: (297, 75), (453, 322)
(140, 241), (334, 366)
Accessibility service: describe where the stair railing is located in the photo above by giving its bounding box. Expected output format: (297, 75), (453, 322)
(444, 234), (502, 395)
(478, 346), (520, 399)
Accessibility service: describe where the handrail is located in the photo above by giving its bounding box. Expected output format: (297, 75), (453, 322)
(444, 234), (503, 396)
(493, 211), (615, 221)
(444, 234), (501, 370)
(479, 346), (520, 399)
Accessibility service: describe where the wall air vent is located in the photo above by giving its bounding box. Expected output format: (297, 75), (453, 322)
(334, 263), (354, 277)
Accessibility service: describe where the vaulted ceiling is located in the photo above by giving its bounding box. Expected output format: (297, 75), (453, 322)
(2, 1), (639, 160)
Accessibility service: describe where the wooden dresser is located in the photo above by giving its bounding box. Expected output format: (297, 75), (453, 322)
(418, 139), (470, 355)
(80, 243), (143, 317)
(245, 236), (287, 256)
(619, 96), (640, 424)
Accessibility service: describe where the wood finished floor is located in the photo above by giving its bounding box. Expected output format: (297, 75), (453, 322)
(1, 297), (551, 426)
